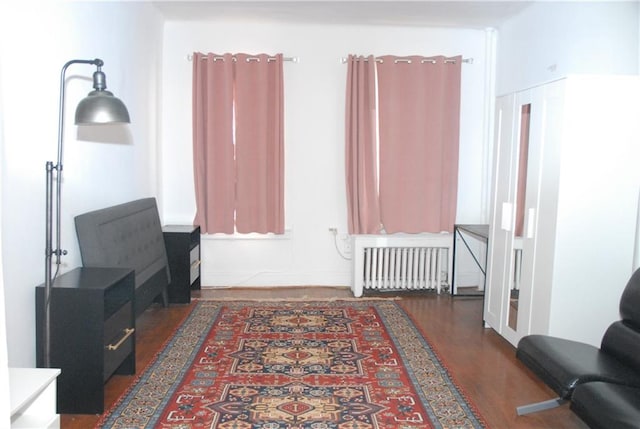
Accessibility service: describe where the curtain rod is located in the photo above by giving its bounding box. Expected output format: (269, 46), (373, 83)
(187, 53), (298, 63)
(341, 56), (473, 64)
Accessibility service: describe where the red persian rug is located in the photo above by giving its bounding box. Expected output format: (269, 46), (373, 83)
(97, 300), (486, 428)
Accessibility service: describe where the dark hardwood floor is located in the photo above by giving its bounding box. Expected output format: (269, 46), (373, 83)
(61, 287), (588, 428)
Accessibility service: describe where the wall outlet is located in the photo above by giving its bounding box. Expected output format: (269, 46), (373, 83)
(342, 234), (352, 254)
(329, 227), (338, 234)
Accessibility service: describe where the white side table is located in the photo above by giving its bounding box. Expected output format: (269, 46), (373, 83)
(9, 367), (60, 429)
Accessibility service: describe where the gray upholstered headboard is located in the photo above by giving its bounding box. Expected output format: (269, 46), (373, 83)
(74, 198), (170, 287)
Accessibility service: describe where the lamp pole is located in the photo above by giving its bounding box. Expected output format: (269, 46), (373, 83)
(43, 59), (129, 368)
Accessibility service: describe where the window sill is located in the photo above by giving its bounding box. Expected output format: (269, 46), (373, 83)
(201, 229), (292, 241)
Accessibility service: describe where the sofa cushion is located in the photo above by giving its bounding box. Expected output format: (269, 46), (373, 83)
(516, 335), (640, 398)
(571, 382), (640, 429)
(619, 268), (640, 329)
(600, 320), (640, 370)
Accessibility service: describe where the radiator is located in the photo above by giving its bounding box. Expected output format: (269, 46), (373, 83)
(351, 233), (453, 297)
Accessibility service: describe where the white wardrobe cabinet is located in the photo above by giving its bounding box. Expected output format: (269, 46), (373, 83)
(484, 76), (640, 347)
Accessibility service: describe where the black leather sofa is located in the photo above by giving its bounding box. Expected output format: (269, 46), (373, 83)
(74, 198), (170, 317)
(515, 268), (640, 427)
(570, 382), (640, 429)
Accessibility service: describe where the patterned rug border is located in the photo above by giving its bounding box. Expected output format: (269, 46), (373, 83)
(372, 301), (489, 428)
(395, 301), (489, 428)
(97, 299), (488, 428)
(95, 304), (197, 427)
(195, 296), (402, 302)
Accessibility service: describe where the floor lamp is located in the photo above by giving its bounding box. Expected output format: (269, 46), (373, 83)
(43, 59), (130, 368)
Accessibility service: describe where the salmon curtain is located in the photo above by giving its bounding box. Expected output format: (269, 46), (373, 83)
(376, 55), (462, 233)
(234, 53), (284, 233)
(192, 52), (285, 234)
(345, 55), (381, 234)
(192, 53), (235, 234)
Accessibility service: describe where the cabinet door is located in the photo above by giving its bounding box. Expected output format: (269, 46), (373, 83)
(530, 77), (640, 344)
(485, 87), (546, 347)
(484, 94), (518, 331)
(500, 87), (546, 346)
(517, 81), (565, 342)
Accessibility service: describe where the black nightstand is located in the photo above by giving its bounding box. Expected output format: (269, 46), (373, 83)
(35, 267), (135, 414)
(163, 225), (201, 303)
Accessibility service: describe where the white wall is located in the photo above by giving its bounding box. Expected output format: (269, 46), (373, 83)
(0, 1), (163, 367)
(496, 1), (639, 95)
(161, 20), (491, 288)
(0, 52), (9, 427)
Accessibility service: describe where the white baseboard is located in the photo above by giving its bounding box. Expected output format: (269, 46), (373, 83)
(201, 270), (350, 288)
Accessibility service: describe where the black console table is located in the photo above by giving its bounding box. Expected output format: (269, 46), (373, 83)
(35, 267), (135, 414)
(163, 225), (201, 303)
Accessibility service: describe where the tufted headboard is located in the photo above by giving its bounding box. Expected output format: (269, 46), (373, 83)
(74, 198), (170, 288)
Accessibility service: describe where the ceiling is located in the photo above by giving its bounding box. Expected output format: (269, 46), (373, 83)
(151, 1), (534, 29)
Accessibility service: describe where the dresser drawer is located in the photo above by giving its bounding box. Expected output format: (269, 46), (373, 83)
(190, 244), (200, 265)
(189, 244), (200, 285)
(104, 330), (134, 381)
(103, 301), (134, 381)
(104, 301), (132, 341)
(163, 225), (201, 303)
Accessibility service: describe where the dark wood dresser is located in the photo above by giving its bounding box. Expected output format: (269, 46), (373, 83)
(163, 225), (201, 303)
(35, 267), (135, 414)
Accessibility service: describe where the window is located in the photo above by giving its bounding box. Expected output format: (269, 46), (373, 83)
(192, 53), (284, 234)
(345, 54), (462, 234)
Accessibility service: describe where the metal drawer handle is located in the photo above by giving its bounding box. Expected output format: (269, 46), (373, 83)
(106, 328), (135, 351)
